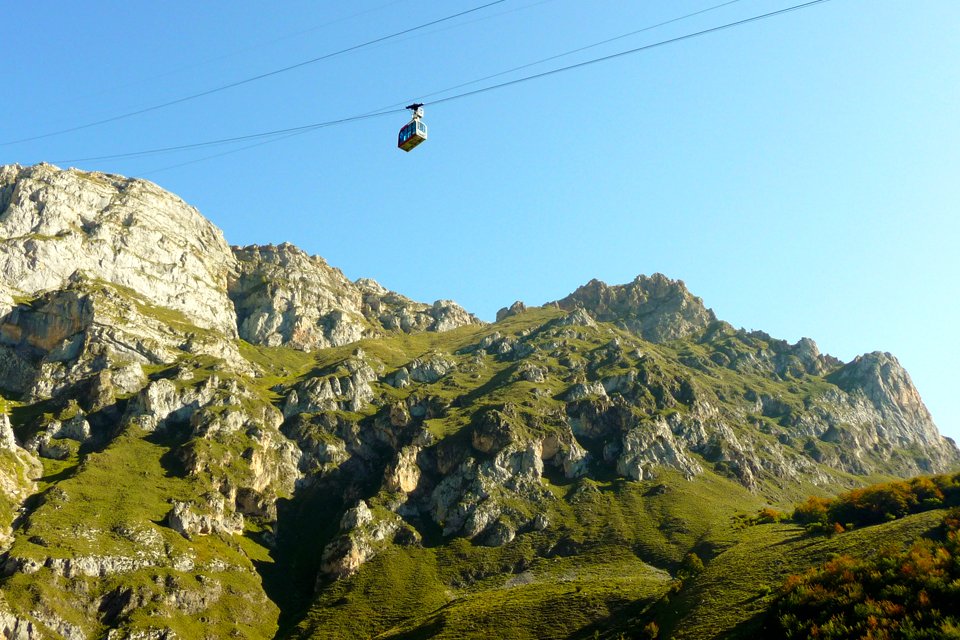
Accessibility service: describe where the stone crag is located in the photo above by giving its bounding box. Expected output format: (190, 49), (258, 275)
(230, 243), (480, 351)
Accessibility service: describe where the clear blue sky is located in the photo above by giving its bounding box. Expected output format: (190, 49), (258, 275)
(2, 1), (958, 442)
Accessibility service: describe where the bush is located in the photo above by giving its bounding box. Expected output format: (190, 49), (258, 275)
(641, 621), (659, 639)
(769, 508), (960, 638)
(792, 471), (960, 533)
(679, 552), (705, 577)
(755, 507), (784, 524)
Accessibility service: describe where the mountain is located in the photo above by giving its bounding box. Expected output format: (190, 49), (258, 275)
(0, 163), (955, 639)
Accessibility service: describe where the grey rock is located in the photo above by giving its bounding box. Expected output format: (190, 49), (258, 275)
(495, 300), (527, 322)
(516, 362), (548, 383)
(283, 357), (377, 416)
(167, 495), (244, 539)
(384, 446), (422, 494)
(554, 308), (597, 328)
(532, 513), (550, 531)
(0, 164), (238, 338)
(541, 430), (590, 479)
(480, 521), (515, 547)
(50, 414), (91, 442)
(230, 243), (481, 351)
(554, 274), (716, 342)
(602, 371), (637, 395)
(565, 381), (607, 402)
(321, 501), (402, 578)
(35, 435), (72, 460)
(430, 299), (477, 332)
(0, 279), (245, 402)
(107, 628), (178, 639)
(0, 414), (17, 450)
(123, 377), (217, 433)
(26, 610), (86, 640)
(386, 367), (411, 389)
(340, 501), (374, 531)
(0, 609), (41, 640)
(616, 419), (703, 481)
(407, 355), (456, 384)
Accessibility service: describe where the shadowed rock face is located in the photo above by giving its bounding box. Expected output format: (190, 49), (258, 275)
(554, 273), (717, 343)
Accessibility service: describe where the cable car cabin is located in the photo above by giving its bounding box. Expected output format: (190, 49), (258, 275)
(398, 118), (427, 152)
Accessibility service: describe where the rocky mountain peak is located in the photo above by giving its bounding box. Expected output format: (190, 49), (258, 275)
(0, 164), (481, 357)
(554, 273), (717, 342)
(229, 242), (481, 351)
(0, 162), (238, 337)
(830, 351), (933, 424)
(230, 243), (367, 349)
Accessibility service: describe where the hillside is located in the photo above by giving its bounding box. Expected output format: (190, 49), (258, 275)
(0, 163), (956, 639)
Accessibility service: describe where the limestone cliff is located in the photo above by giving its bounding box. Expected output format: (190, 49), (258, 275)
(0, 163), (238, 338)
(554, 273), (717, 343)
(230, 243), (480, 351)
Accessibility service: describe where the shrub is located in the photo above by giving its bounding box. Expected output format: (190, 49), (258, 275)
(641, 621), (659, 639)
(792, 471), (960, 533)
(793, 496), (830, 526)
(769, 509), (960, 638)
(680, 552), (705, 577)
(755, 507), (784, 524)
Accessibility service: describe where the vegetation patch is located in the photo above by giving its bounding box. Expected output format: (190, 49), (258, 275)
(768, 508), (960, 639)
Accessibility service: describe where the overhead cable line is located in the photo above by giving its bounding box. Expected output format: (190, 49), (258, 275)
(53, 0), (834, 166)
(39, 0), (408, 111)
(71, 0), (724, 171)
(387, 0), (746, 108)
(53, 109), (404, 164)
(140, 131), (311, 177)
(427, 0), (834, 107)
(1, 0), (507, 147)
(375, 0), (560, 50)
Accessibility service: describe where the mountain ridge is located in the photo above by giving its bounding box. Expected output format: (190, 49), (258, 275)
(0, 162), (955, 639)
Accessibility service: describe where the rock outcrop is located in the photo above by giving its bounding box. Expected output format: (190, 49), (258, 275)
(0, 277), (247, 402)
(230, 243), (480, 350)
(0, 415), (41, 550)
(554, 273), (716, 342)
(0, 165), (481, 360)
(0, 163), (238, 338)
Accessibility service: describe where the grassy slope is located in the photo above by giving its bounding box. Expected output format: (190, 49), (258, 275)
(290, 470), (768, 639)
(653, 509), (946, 639)
(0, 285), (318, 637)
(2, 428), (280, 638)
(1, 294), (950, 639)
(276, 309), (932, 638)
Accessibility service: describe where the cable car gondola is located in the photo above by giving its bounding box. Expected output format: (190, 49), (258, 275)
(398, 103), (427, 152)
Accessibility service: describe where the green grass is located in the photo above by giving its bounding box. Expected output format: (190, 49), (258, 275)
(293, 546), (449, 639)
(0, 300), (947, 639)
(238, 340), (317, 389)
(292, 541), (672, 640)
(262, 306), (930, 638)
(379, 553), (670, 640)
(1, 426), (279, 639)
(649, 509), (946, 639)
(284, 470), (766, 639)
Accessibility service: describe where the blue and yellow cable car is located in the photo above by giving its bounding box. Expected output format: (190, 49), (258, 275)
(398, 103), (427, 152)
